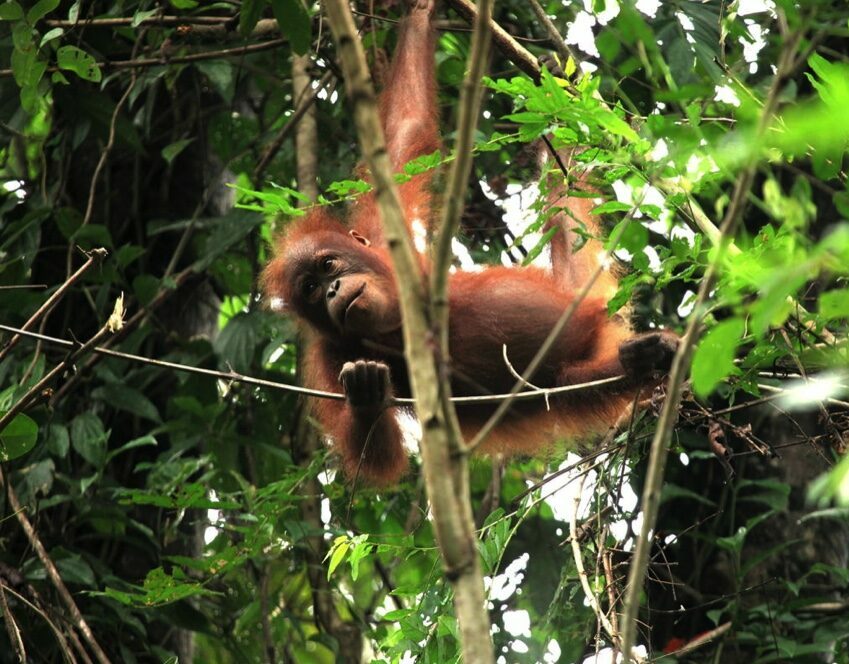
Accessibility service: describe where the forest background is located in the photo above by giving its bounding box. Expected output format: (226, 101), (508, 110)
(1, 0), (849, 662)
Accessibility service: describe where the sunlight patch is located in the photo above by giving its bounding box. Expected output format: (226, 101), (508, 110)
(777, 373), (848, 410)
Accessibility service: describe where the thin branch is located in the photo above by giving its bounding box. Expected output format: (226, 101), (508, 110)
(0, 284), (47, 290)
(45, 16), (233, 27)
(527, 0), (578, 66)
(568, 470), (624, 652)
(446, 0), (541, 80)
(0, 469), (111, 664)
(466, 202), (637, 452)
(321, 3), (493, 661)
(658, 622), (732, 659)
(0, 324), (338, 400)
(0, 582), (76, 663)
(618, 29), (804, 660)
(0, 324), (625, 406)
(68, 29), (145, 278)
(253, 68), (335, 183)
(432, 0), (493, 361)
(0, 39), (287, 78)
(0, 249), (105, 363)
(0, 582), (26, 662)
(0, 304), (121, 435)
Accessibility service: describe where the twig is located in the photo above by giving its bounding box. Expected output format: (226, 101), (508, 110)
(431, 0), (493, 469)
(0, 582), (26, 662)
(0, 324), (625, 406)
(513, 443), (625, 504)
(68, 26), (145, 278)
(48, 269), (196, 405)
(0, 249), (105, 363)
(0, 302), (121, 435)
(618, 28), (804, 660)
(659, 622), (732, 659)
(568, 470), (625, 652)
(527, 0), (578, 66)
(0, 469), (111, 664)
(0, 582), (76, 663)
(431, 0), (493, 324)
(446, 0), (541, 80)
(46, 16), (233, 27)
(757, 382), (849, 409)
(289, 54), (321, 201)
(0, 284), (47, 290)
(253, 69), (335, 182)
(466, 203), (637, 452)
(0, 39), (287, 78)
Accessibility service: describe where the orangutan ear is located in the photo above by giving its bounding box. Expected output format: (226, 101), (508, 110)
(349, 230), (371, 247)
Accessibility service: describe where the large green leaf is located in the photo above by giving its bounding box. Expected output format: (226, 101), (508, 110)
(56, 45), (101, 82)
(271, 0), (311, 54)
(0, 412), (38, 461)
(691, 317), (744, 397)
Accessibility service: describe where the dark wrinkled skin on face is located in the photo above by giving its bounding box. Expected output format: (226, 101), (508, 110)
(281, 231), (402, 339)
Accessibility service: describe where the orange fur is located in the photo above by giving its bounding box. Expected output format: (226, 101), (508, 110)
(262, 4), (673, 485)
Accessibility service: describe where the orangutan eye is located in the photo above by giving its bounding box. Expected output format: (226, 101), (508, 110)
(320, 257), (335, 273)
(302, 280), (318, 297)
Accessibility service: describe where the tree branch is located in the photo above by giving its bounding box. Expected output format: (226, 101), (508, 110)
(0, 468), (112, 664)
(432, 0), (493, 364)
(618, 28), (805, 660)
(0, 39), (287, 78)
(321, 3), (494, 661)
(446, 0), (541, 80)
(0, 248), (105, 364)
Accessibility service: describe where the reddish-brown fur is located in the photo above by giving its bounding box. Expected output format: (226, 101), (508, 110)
(262, 1), (676, 485)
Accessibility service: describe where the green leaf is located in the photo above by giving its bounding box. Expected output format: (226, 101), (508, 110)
(661, 482), (716, 507)
(40, 26), (63, 46)
(521, 227), (558, 266)
(54, 553), (96, 586)
(132, 274), (159, 306)
(239, 0), (263, 36)
(131, 7), (156, 27)
(691, 317), (744, 397)
(11, 47), (47, 87)
(115, 244), (146, 267)
(162, 138), (195, 165)
(715, 525), (747, 554)
(56, 45), (102, 82)
(271, 0), (311, 54)
(45, 423), (70, 458)
(197, 210), (264, 269)
(92, 384), (161, 422)
(27, 0), (59, 24)
(0, 412), (38, 461)
(592, 201), (631, 215)
(347, 535), (372, 582)
(73, 223), (112, 249)
(618, 221), (648, 253)
(70, 412), (108, 468)
(819, 289), (849, 320)
(214, 313), (259, 373)
(170, 0), (198, 7)
(0, 1), (23, 20)
(196, 61), (235, 101)
(107, 435), (157, 463)
(326, 536), (349, 580)
(809, 454), (849, 507)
